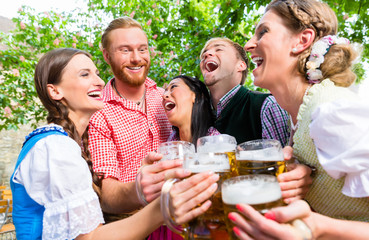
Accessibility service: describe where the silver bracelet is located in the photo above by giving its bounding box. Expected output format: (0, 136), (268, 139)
(135, 171), (149, 206)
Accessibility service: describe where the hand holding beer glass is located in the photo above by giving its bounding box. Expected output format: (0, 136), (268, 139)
(161, 135), (235, 239)
(182, 150), (231, 239)
(223, 140), (311, 239)
(222, 174), (284, 239)
(136, 141), (195, 205)
(236, 140), (311, 203)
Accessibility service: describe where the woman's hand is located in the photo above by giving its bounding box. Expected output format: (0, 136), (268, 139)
(229, 200), (314, 240)
(278, 146), (312, 204)
(169, 171), (219, 225)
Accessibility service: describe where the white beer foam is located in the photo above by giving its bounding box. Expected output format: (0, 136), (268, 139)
(222, 179), (282, 205)
(188, 164), (230, 173)
(159, 142), (195, 161)
(237, 147), (283, 161)
(197, 142), (236, 153)
(184, 152), (230, 172)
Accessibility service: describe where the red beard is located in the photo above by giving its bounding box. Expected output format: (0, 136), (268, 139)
(110, 61), (150, 87)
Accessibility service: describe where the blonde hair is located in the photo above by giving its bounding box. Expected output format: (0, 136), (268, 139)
(101, 17), (143, 50)
(266, 0), (357, 86)
(200, 37), (249, 85)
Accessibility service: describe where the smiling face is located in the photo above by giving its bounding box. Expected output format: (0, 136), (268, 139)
(49, 54), (105, 121)
(162, 78), (196, 128)
(244, 10), (299, 90)
(103, 27), (150, 87)
(200, 40), (246, 88)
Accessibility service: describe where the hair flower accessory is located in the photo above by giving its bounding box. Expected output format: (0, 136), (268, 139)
(306, 35), (350, 84)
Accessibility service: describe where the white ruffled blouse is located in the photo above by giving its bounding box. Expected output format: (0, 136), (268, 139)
(310, 98), (369, 198)
(12, 124), (104, 240)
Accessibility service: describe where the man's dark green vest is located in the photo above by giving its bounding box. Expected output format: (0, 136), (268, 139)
(215, 86), (269, 144)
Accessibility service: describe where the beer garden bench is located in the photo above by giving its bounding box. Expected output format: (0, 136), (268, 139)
(0, 186), (15, 240)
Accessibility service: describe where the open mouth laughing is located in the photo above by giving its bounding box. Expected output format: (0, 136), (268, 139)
(87, 90), (102, 99)
(252, 56), (264, 68)
(164, 101), (176, 111)
(205, 61), (219, 72)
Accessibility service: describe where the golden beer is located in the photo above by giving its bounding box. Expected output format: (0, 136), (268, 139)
(182, 152), (231, 239)
(184, 183), (229, 239)
(226, 151), (238, 177)
(221, 175), (284, 240)
(197, 135), (237, 177)
(236, 159), (285, 176)
(236, 140), (285, 177)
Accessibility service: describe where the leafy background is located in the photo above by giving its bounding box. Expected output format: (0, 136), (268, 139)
(1, 0), (368, 130)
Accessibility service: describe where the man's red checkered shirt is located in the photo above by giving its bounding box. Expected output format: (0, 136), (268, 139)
(89, 78), (171, 183)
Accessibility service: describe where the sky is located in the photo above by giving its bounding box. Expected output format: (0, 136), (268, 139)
(1, 0), (368, 98)
(0, 0), (83, 19)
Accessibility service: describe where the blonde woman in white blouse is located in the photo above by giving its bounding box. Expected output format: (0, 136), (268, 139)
(229, 0), (369, 238)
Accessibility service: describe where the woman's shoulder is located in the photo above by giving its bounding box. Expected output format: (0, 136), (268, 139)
(311, 79), (357, 100)
(29, 125), (79, 155)
(24, 123), (68, 142)
(14, 124), (93, 206)
(298, 79), (358, 121)
(22, 124), (85, 178)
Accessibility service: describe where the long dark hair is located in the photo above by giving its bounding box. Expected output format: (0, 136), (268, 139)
(171, 75), (215, 145)
(34, 48), (103, 194)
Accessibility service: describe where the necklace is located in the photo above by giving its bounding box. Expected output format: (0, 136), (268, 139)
(290, 116), (298, 131)
(112, 80), (146, 106)
(289, 85), (311, 132)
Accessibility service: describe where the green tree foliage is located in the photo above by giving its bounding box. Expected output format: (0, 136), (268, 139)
(0, 0), (368, 130)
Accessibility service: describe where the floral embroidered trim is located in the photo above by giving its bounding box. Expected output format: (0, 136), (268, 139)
(306, 35), (350, 84)
(24, 124), (68, 143)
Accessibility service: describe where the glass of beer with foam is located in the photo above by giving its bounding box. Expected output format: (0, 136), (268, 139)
(222, 174), (284, 239)
(158, 141), (195, 162)
(236, 139), (285, 176)
(181, 151), (231, 239)
(197, 134), (238, 177)
(137, 141), (195, 206)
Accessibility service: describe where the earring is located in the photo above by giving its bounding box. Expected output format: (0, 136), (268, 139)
(292, 48), (297, 53)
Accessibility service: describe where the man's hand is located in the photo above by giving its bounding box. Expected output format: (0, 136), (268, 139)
(139, 152), (191, 203)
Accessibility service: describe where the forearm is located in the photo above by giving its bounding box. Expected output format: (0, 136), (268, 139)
(100, 178), (142, 213)
(314, 213), (369, 240)
(77, 199), (163, 240)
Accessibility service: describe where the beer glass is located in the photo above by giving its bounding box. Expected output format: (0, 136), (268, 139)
(222, 175), (284, 239)
(137, 141), (194, 205)
(182, 151), (231, 239)
(197, 134), (238, 176)
(161, 151), (231, 239)
(236, 139), (285, 176)
(158, 141), (195, 161)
